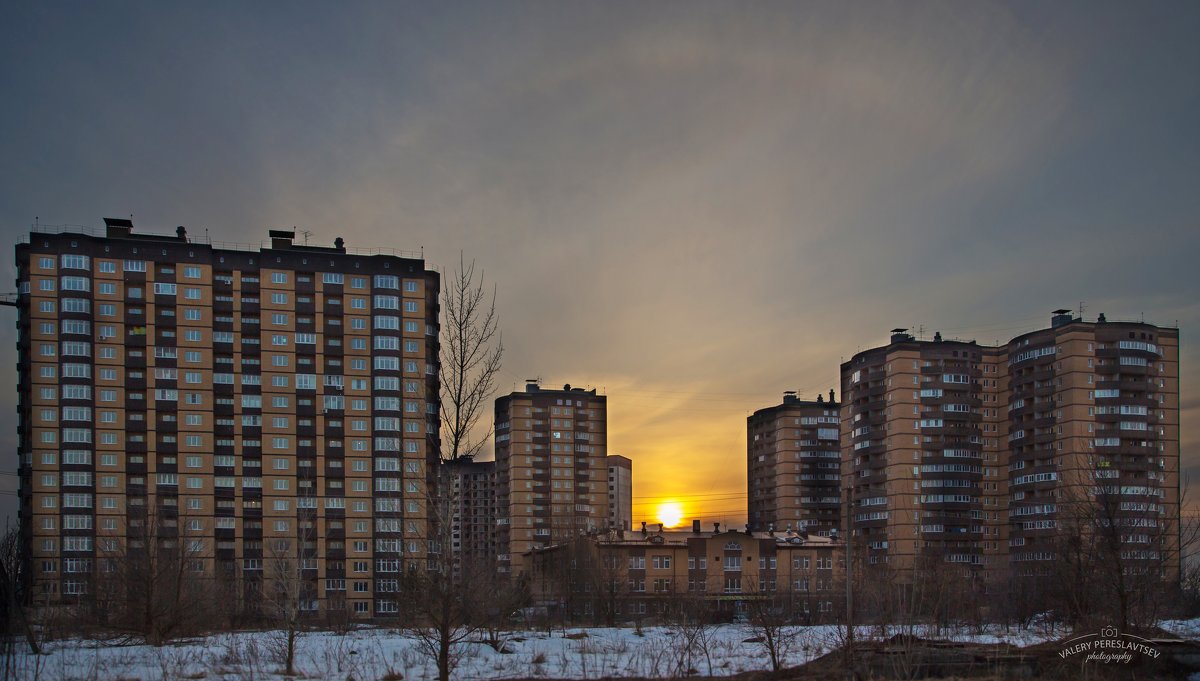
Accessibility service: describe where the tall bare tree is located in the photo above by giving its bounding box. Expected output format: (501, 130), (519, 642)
(0, 525), (40, 657)
(439, 253), (503, 462)
(1045, 475), (1188, 630)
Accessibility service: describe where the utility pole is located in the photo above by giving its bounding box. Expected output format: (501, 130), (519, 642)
(844, 482), (854, 678)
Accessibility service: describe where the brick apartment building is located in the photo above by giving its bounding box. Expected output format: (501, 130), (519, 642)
(15, 220), (440, 619)
(493, 382), (607, 576)
(748, 391), (842, 536)
(839, 313), (1179, 593)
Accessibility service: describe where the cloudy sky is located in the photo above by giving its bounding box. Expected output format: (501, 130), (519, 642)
(1, 1), (1197, 527)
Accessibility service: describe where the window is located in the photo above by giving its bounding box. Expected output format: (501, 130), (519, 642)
(62, 298), (90, 313)
(374, 295), (399, 310)
(61, 276), (90, 291)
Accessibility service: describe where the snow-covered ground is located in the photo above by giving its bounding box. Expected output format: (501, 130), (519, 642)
(7, 619), (1199, 680)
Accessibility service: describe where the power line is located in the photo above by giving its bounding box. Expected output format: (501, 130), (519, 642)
(631, 490), (746, 500)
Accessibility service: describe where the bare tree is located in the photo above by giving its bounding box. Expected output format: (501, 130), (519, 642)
(265, 536), (306, 676)
(664, 589), (717, 677)
(740, 576), (800, 672)
(92, 504), (217, 645)
(439, 253), (503, 462)
(1041, 474), (1186, 630)
(478, 566), (529, 653)
(400, 490), (523, 681)
(0, 525), (40, 659)
(399, 556), (482, 681)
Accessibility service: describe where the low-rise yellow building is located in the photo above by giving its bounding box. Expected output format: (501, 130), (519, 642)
(525, 522), (845, 624)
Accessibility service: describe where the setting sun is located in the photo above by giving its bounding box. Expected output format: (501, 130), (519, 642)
(656, 501), (684, 528)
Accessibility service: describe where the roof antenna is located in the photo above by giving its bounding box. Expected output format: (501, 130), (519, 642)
(301, 229), (313, 245)
(1078, 301), (1086, 320)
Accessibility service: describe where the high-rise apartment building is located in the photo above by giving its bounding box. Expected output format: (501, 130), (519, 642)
(606, 454), (632, 531)
(15, 220), (440, 619)
(493, 382), (607, 576)
(840, 313), (1179, 589)
(747, 391), (842, 535)
(440, 456), (495, 578)
(841, 331), (1007, 574)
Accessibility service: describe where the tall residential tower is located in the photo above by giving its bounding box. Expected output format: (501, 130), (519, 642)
(839, 314), (1179, 591)
(747, 391), (841, 535)
(15, 221), (440, 619)
(493, 382), (607, 575)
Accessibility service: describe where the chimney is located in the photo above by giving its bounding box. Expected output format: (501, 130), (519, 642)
(816, 394), (824, 404)
(640, 521), (647, 536)
(829, 389), (836, 404)
(175, 225), (187, 241)
(783, 390), (797, 405)
(890, 327), (913, 344)
(334, 236), (345, 252)
(1098, 313), (1107, 323)
(657, 523), (664, 533)
(713, 522), (721, 533)
(692, 519), (701, 534)
(933, 331), (942, 342)
(563, 384), (571, 391)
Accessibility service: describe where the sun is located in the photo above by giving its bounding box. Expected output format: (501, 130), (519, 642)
(657, 501), (684, 528)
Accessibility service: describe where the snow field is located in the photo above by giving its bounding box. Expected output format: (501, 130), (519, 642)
(7, 619), (1199, 681)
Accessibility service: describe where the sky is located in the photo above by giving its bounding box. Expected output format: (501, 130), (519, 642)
(0, 1), (1198, 530)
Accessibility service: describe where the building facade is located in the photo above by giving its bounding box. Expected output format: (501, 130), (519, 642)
(526, 524), (844, 624)
(440, 456), (496, 579)
(839, 314), (1179, 599)
(606, 454), (632, 531)
(747, 391), (841, 535)
(493, 382), (607, 576)
(15, 220), (440, 619)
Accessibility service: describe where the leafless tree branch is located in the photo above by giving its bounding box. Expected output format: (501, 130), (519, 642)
(439, 252), (504, 462)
